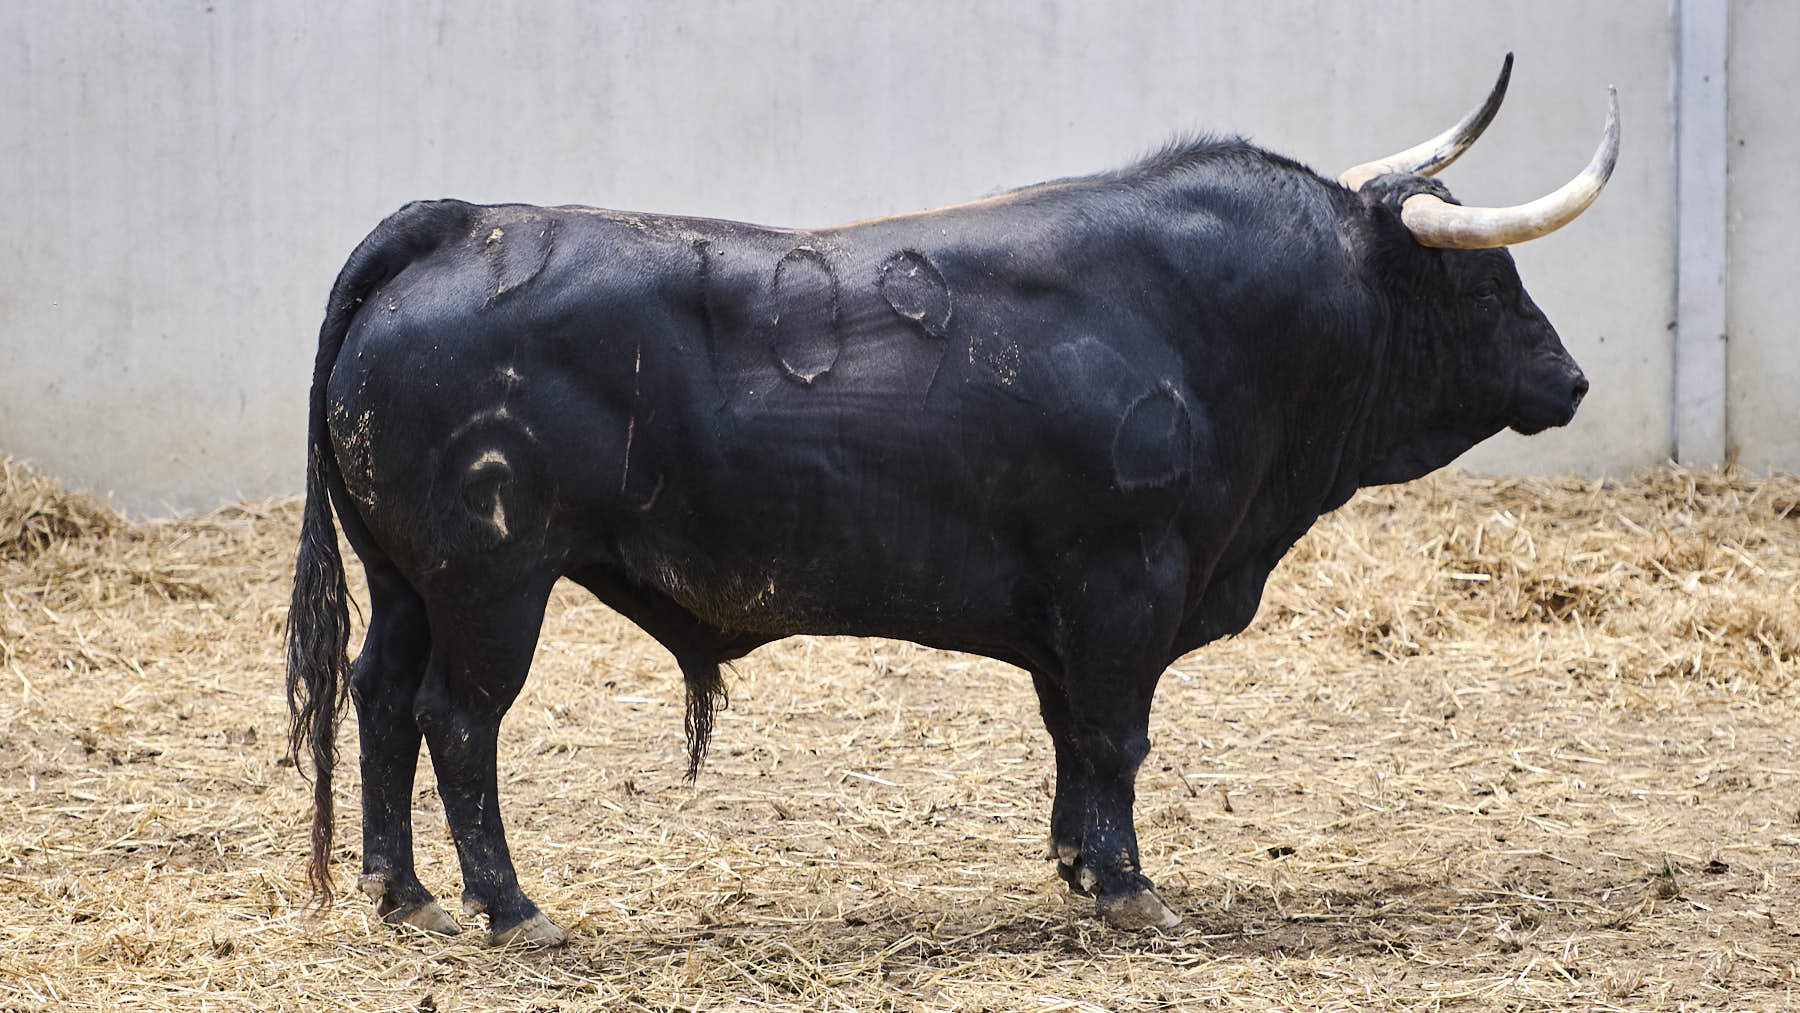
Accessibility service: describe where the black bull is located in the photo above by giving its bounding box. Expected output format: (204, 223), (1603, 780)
(289, 64), (1615, 944)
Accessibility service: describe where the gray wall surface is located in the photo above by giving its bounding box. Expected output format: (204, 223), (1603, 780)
(0, 2), (1786, 514)
(1727, 0), (1800, 469)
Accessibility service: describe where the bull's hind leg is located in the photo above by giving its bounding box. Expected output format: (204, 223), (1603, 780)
(350, 566), (460, 935)
(414, 572), (565, 946)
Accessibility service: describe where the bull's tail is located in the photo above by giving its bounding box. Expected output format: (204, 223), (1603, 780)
(285, 199), (474, 906)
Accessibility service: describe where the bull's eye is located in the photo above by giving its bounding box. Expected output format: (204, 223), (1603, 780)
(1471, 280), (1502, 313)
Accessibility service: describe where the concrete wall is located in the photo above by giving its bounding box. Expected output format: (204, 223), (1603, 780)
(0, 2), (1776, 514)
(1728, 0), (1800, 471)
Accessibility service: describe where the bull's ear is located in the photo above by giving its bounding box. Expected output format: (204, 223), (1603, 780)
(1355, 175), (1459, 239)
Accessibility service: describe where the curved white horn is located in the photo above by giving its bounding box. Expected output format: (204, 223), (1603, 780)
(1400, 86), (1619, 249)
(1339, 53), (1513, 191)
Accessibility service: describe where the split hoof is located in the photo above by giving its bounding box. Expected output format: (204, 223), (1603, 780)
(489, 912), (567, 948)
(1098, 887), (1182, 931)
(360, 876), (461, 936)
(390, 900), (462, 936)
(1050, 844), (1098, 898)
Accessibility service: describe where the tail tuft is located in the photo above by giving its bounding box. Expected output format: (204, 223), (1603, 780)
(286, 443), (353, 906)
(680, 660), (728, 781)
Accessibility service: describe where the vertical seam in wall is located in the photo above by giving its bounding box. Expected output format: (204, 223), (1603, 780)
(1672, 0), (1730, 466)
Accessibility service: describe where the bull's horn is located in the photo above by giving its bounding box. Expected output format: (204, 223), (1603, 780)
(1338, 53), (1513, 191)
(1400, 86), (1619, 249)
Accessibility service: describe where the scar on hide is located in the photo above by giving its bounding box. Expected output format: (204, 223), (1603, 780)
(692, 239), (717, 352)
(637, 473), (665, 512)
(970, 331), (1022, 387)
(464, 449), (512, 539)
(1111, 382), (1194, 491)
(439, 408), (552, 554)
(483, 215), (556, 306)
(879, 249), (951, 338)
(769, 246), (841, 385)
(620, 343), (641, 493)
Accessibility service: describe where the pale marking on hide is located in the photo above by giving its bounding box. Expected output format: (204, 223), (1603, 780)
(484, 217), (556, 305)
(770, 246), (841, 385)
(637, 473), (665, 512)
(878, 249), (952, 338)
(467, 449), (512, 539)
(1111, 382), (1194, 491)
(620, 343), (641, 493)
(970, 331), (1021, 386)
(620, 417), (635, 493)
(500, 366), (522, 383)
(444, 408), (528, 451)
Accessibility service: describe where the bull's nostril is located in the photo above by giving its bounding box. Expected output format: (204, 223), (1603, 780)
(1570, 375), (1590, 406)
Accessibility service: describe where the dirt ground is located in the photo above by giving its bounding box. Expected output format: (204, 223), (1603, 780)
(1, 461), (1797, 1011)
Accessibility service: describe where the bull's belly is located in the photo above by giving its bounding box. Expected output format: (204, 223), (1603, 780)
(619, 537), (1018, 643)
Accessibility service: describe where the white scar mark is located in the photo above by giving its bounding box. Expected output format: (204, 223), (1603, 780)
(501, 366), (522, 382)
(637, 473), (664, 511)
(620, 343), (642, 493)
(620, 415), (635, 492)
(471, 449), (509, 536)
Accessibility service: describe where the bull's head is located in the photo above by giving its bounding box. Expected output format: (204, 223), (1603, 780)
(1341, 54), (1616, 485)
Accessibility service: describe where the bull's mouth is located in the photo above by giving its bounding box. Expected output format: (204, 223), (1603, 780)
(1507, 393), (1582, 436)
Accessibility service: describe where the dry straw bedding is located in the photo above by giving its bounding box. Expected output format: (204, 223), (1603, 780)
(1, 456), (1798, 1011)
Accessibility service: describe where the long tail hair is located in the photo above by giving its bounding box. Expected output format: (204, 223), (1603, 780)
(285, 199), (472, 904)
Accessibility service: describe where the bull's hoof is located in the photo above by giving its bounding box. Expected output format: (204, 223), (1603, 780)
(489, 912), (567, 948)
(389, 900), (462, 936)
(360, 875), (462, 936)
(1097, 887), (1182, 931)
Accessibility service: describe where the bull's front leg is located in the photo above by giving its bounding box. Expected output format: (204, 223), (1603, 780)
(1030, 669), (1099, 896)
(1031, 666), (1181, 930)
